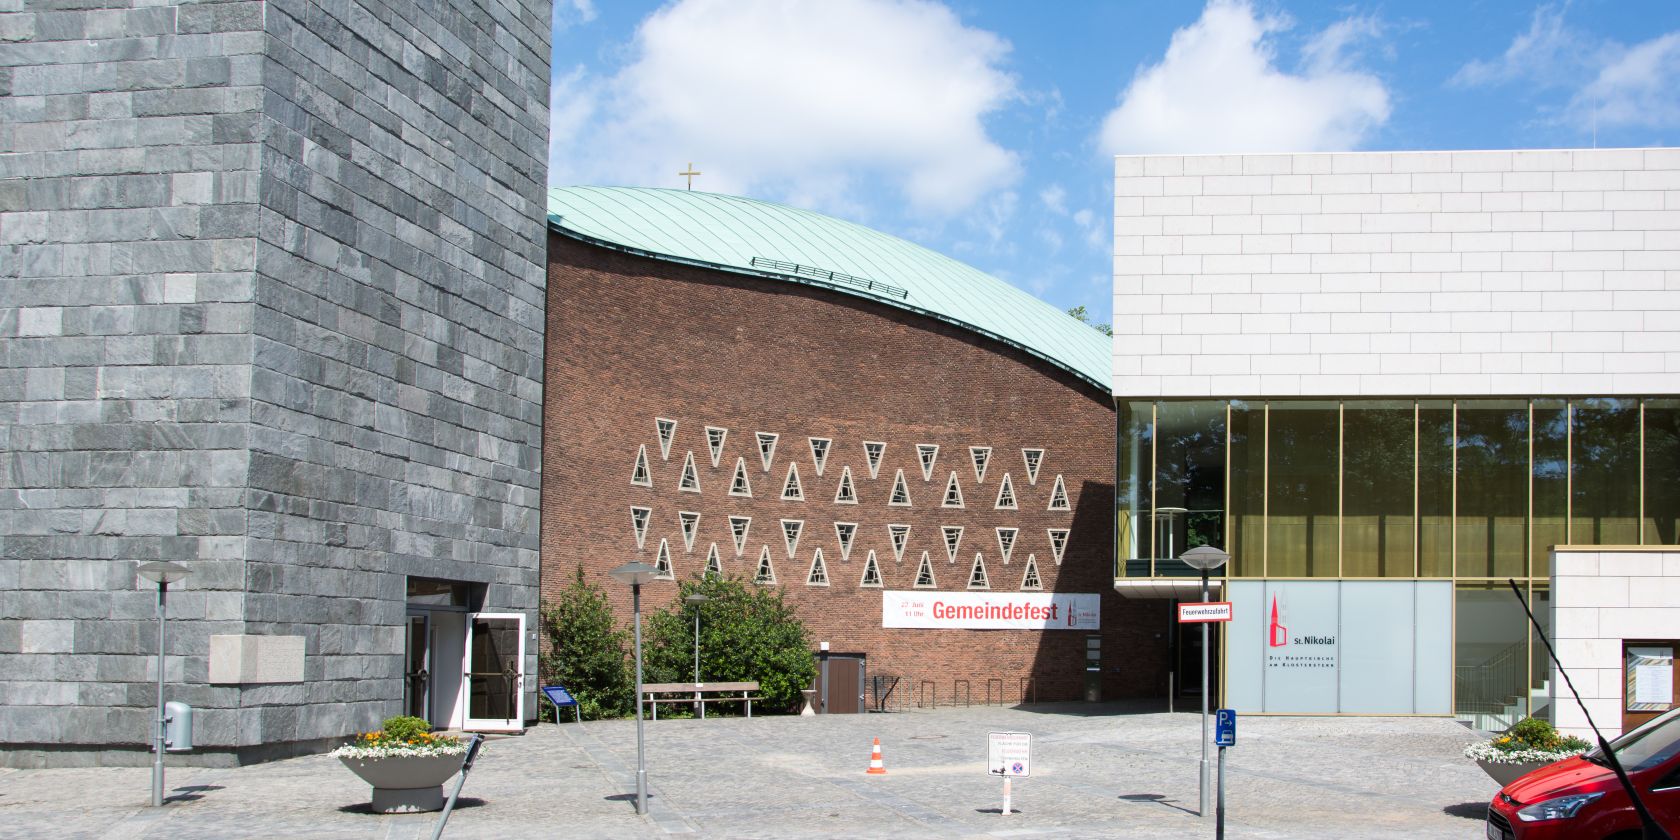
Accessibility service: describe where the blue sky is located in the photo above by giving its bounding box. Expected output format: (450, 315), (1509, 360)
(549, 0), (1680, 327)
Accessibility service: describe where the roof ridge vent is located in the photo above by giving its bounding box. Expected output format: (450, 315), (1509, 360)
(750, 256), (909, 300)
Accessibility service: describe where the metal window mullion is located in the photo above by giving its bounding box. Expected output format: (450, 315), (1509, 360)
(1263, 402), (1270, 579)
(1150, 402), (1158, 578)
(1337, 401), (1344, 579)
(1225, 401), (1233, 574)
(1451, 401), (1458, 583)
(1640, 400), (1647, 545)
(1414, 401), (1420, 579)
(1566, 401), (1573, 545)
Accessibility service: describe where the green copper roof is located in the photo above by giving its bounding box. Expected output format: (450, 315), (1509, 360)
(547, 187), (1111, 392)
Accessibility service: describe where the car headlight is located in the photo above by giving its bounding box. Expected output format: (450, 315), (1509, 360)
(1515, 792), (1605, 822)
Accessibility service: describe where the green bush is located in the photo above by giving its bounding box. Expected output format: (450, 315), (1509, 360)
(643, 575), (816, 713)
(539, 566), (634, 720)
(1501, 717), (1592, 753)
(381, 715), (432, 741)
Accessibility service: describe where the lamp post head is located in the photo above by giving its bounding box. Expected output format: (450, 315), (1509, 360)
(1178, 545), (1230, 572)
(137, 561), (191, 585)
(684, 593), (709, 605)
(610, 561), (660, 587)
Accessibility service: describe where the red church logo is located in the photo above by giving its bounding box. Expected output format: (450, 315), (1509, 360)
(1268, 594), (1288, 647)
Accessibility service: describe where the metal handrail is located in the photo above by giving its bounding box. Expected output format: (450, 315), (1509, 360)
(749, 257), (910, 299)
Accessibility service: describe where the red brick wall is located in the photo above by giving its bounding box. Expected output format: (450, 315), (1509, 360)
(542, 233), (1171, 706)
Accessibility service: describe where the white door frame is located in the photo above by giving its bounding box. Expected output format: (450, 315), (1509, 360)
(461, 612), (525, 732)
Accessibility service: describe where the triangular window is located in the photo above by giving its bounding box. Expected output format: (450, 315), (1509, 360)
(860, 550), (883, 588)
(1047, 474), (1070, 511)
(755, 545), (777, 585)
(942, 471), (964, 508)
(756, 432), (778, 472)
(781, 519), (803, 558)
(916, 444), (939, 481)
(655, 418), (677, 460)
(996, 527), (1017, 564)
(887, 524), (911, 563)
(888, 469), (912, 507)
(678, 511), (701, 552)
(913, 551), (936, 588)
(630, 506), (651, 549)
(781, 463), (804, 500)
(705, 426), (728, 468)
(631, 444), (653, 487)
(863, 441), (886, 479)
(806, 548), (829, 586)
(729, 456), (752, 497)
(1047, 528), (1069, 565)
(729, 516), (751, 556)
(705, 543), (722, 577)
(809, 437), (831, 476)
(967, 553), (990, 589)
(1020, 554), (1042, 590)
(995, 473), (1017, 509)
(834, 466), (858, 504)
(942, 525), (963, 563)
(1022, 448), (1044, 485)
(970, 446), (991, 482)
(654, 538), (674, 579)
(834, 521), (857, 561)
(679, 451), (701, 493)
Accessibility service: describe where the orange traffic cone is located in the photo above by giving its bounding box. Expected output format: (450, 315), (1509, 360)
(866, 737), (887, 775)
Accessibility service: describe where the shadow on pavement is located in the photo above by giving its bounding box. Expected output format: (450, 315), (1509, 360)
(1118, 793), (1198, 816)
(165, 785), (224, 804)
(1009, 700), (1167, 717)
(1442, 801), (1489, 820)
(336, 797), (485, 815)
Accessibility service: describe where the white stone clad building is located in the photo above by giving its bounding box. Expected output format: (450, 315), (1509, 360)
(1113, 149), (1680, 735)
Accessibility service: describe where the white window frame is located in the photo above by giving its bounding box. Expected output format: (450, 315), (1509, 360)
(996, 527), (1017, 564)
(1047, 474), (1069, 511)
(942, 525), (963, 563)
(781, 518), (803, 558)
(1047, 528), (1069, 565)
(729, 456), (753, 497)
(833, 521), (858, 562)
(970, 446), (991, 483)
(678, 451), (701, 494)
(654, 538), (674, 579)
(705, 542), (722, 576)
(705, 426), (728, 468)
(729, 516), (752, 556)
(916, 443), (939, 481)
(966, 552), (990, 590)
(678, 510), (701, 553)
(631, 444), (653, 487)
(859, 550), (883, 588)
(755, 545), (777, 585)
(756, 432), (778, 472)
(942, 471), (964, 508)
(887, 524), (911, 563)
(630, 506), (652, 549)
(862, 441), (886, 479)
(888, 468), (912, 507)
(655, 417), (677, 461)
(1022, 448), (1044, 485)
(781, 462), (804, 501)
(1020, 553), (1043, 591)
(913, 551), (937, 589)
(995, 472), (1017, 509)
(833, 465), (858, 504)
(808, 437), (831, 476)
(806, 548), (829, 587)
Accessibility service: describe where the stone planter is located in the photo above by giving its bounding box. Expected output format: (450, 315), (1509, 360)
(1475, 757), (1555, 787)
(339, 753), (466, 813)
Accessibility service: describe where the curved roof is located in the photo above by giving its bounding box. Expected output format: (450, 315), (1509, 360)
(547, 187), (1111, 392)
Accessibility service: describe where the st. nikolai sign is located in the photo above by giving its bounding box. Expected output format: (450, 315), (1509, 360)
(1178, 601), (1233, 623)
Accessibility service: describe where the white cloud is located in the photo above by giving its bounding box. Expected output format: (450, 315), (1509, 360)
(556, 0), (1021, 216)
(1454, 5), (1680, 135)
(1039, 184), (1067, 215)
(1098, 0), (1390, 154)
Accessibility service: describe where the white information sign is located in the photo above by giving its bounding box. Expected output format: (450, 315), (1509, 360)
(1635, 665), (1673, 706)
(988, 731), (1031, 777)
(882, 591), (1099, 630)
(1178, 601), (1233, 623)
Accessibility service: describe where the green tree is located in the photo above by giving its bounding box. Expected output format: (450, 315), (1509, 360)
(1066, 305), (1114, 336)
(539, 566), (633, 720)
(644, 575), (816, 713)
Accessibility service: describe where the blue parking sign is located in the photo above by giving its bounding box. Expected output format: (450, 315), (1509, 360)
(1215, 709), (1236, 747)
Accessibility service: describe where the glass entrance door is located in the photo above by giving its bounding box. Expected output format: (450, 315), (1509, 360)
(463, 613), (525, 732)
(404, 613), (431, 721)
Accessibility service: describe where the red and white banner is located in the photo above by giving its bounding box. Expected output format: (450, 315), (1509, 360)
(1178, 601), (1234, 623)
(882, 591), (1100, 630)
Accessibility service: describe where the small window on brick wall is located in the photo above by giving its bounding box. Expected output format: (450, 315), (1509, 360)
(806, 548), (829, 586)
(755, 545), (777, 585)
(631, 445), (653, 487)
(834, 521), (857, 562)
(863, 441), (886, 479)
(970, 446), (991, 483)
(1020, 554), (1042, 590)
(654, 538), (674, 579)
(860, 550), (883, 588)
(1047, 528), (1069, 565)
(967, 553), (989, 589)
(917, 444), (939, 481)
(834, 466), (858, 504)
(995, 473), (1017, 509)
(757, 432), (778, 472)
(781, 463), (804, 501)
(1047, 474), (1069, 511)
(705, 543), (722, 577)
(996, 527), (1017, 564)
(781, 519), (803, 558)
(942, 525), (963, 563)
(913, 551), (936, 588)
(656, 418), (677, 460)
(630, 506), (651, 549)
(730, 515), (751, 556)
(679, 451), (701, 493)
(887, 524), (910, 562)
(889, 469), (912, 507)
(808, 437), (831, 476)
(679, 511), (700, 552)
(942, 472), (964, 508)
(1022, 448), (1044, 485)
(730, 457), (752, 497)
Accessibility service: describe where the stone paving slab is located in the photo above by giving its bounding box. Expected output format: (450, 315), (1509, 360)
(0, 703), (1501, 839)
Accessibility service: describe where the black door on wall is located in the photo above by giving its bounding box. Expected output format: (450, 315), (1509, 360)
(1173, 606), (1221, 703)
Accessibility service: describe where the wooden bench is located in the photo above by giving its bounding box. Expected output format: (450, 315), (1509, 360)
(642, 681), (761, 719)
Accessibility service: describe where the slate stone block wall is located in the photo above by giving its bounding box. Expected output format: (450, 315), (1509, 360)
(1, 0), (266, 763)
(243, 0), (549, 749)
(1, 0), (548, 765)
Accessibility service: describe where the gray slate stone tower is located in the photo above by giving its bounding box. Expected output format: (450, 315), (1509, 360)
(1, 0), (549, 765)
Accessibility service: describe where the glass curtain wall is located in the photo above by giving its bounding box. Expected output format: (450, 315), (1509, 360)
(1117, 397), (1673, 724)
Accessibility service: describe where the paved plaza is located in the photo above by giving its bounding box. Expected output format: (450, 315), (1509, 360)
(0, 703), (1500, 839)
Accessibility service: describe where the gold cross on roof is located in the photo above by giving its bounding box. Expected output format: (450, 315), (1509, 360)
(679, 162), (701, 190)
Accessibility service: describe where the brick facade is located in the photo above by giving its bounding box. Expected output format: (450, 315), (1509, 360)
(544, 234), (1166, 705)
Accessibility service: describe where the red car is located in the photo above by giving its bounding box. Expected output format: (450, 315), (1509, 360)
(1486, 706), (1680, 839)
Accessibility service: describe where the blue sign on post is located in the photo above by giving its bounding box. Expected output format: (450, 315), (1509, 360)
(1215, 708), (1236, 747)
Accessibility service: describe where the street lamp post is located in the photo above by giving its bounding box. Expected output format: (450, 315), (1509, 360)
(609, 561), (659, 816)
(1179, 545), (1228, 820)
(684, 593), (709, 719)
(136, 560), (190, 808)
